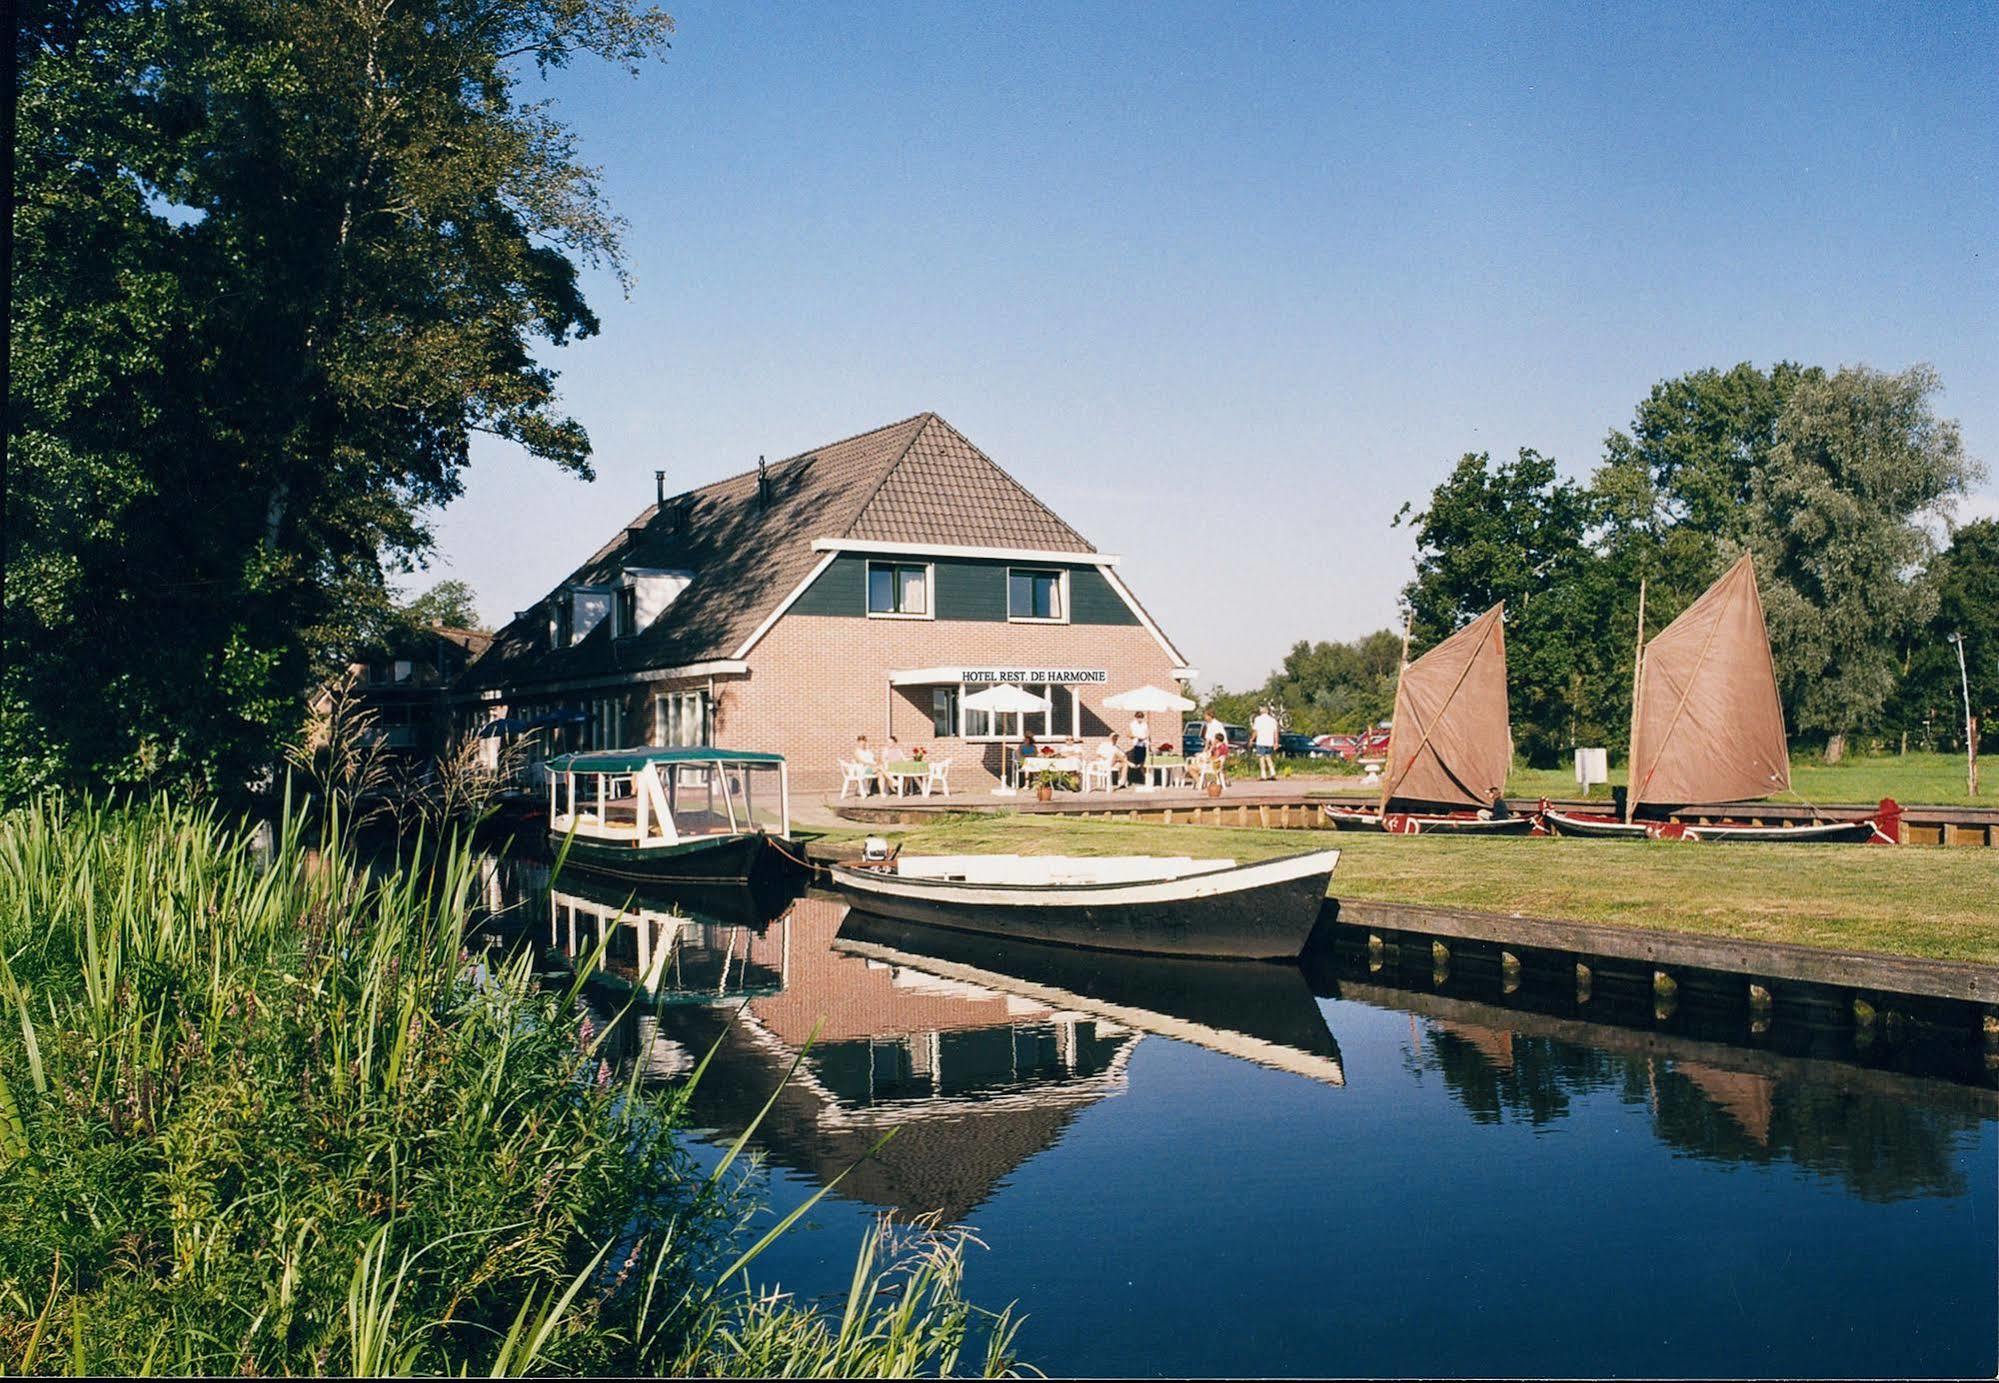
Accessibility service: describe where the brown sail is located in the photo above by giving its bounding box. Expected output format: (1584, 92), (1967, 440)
(1627, 554), (1790, 815)
(1379, 603), (1512, 812)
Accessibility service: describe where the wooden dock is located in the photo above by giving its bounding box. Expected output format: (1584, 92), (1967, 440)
(831, 788), (1999, 846)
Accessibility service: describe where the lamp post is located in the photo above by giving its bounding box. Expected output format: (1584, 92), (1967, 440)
(1948, 632), (1977, 797)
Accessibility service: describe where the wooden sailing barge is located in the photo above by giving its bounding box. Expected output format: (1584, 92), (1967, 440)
(1323, 603), (1535, 835)
(1542, 556), (1899, 843)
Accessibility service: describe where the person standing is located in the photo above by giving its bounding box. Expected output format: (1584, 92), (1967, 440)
(1252, 705), (1280, 781)
(1127, 710), (1150, 778)
(1204, 711), (1228, 751)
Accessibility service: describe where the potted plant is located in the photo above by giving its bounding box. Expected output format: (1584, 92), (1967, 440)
(1035, 782), (1054, 803)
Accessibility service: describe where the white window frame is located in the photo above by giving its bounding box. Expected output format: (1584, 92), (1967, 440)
(653, 690), (711, 748)
(1006, 567), (1069, 624)
(958, 682), (1078, 743)
(865, 561), (935, 621)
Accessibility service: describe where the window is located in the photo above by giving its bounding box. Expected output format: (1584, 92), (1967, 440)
(590, 698), (621, 749)
(866, 562), (931, 618)
(655, 691), (710, 747)
(932, 687), (959, 738)
(960, 683), (1076, 741)
(614, 586), (637, 637)
(570, 588), (611, 643)
(548, 600), (567, 650)
(1008, 568), (1066, 622)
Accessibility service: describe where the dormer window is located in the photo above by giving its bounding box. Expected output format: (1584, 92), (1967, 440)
(615, 586), (637, 637)
(569, 588), (611, 643)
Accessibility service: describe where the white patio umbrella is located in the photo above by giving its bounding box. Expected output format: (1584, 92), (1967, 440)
(961, 683), (1051, 794)
(1103, 684), (1196, 712)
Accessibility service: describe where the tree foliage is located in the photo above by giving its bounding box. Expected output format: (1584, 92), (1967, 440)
(1891, 519), (1999, 748)
(1397, 449), (1603, 763)
(396, 578), (486, 634)
(4, 0), (672, 803)
(1203, 630), (1402, 736)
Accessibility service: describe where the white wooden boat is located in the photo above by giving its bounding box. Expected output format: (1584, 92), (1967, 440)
(824, 850), (1340, 960)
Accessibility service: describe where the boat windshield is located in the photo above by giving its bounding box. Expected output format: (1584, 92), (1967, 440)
(551, 756), (789, 843)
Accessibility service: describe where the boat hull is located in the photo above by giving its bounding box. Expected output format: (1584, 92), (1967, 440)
(550, 831), (804, 885)
(824, 851), (1338, 961)
(1540, 808), (1892, 844)
(1321, 805), (1536, 835)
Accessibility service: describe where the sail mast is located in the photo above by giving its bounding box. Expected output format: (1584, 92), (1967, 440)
(1625, 577), (1647, 824)
(1379, 616), (1414, 814)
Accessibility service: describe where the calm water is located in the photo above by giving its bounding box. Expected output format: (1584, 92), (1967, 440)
(473, 854), (1998, 1378)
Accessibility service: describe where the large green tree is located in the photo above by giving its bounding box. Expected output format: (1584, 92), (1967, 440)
(1397, 449), (1605, 763)
(5, 0), (671, 802)
(1743, 365), (1979, 752)
(1893, 518), (1999, 754)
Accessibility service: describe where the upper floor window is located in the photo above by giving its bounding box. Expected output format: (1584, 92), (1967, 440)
(569, 588), (611, 643)
(614, 586), (638, 637)
(867, 562), (931, 618)
(1008, 568), (1066, 622)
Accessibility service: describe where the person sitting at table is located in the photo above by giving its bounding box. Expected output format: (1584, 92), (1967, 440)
(853, 734), (881, 795)
(1011, 730), (1040, 787)
(1095, 733), (1128, 789)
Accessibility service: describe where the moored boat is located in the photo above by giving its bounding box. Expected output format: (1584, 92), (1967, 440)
(1545, 556), (1899, 845)
(546, 747), (807, 883)
(1322, 805), (1535, 835)
(1325, 603), (1531, 835)
(1540, 801), (1898, 844)
(824, 849), (1340, 960)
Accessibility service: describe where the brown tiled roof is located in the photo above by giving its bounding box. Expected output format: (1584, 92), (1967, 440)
(460, 413), (1097, 693)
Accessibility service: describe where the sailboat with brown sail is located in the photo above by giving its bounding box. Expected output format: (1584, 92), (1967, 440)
(1323, 604), (1533, 834)
(1541, 555), (1899, 843)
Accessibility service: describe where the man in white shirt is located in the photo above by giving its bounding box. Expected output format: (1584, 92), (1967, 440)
(1127, 712), (1150, 778)
(1251, 706), (1280, 781)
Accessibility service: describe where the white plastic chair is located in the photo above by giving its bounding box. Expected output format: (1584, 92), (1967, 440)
(838, 760), (874, 800)
(1082, 759), (1114, 792)
(921, 758), (952, 797)
(1193, 753), (1227, 792)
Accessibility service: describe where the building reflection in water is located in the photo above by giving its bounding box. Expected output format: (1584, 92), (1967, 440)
(529, 881), (1346, 1224)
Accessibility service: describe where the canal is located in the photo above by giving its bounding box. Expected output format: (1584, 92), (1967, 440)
(475, 853), (1997, 1378)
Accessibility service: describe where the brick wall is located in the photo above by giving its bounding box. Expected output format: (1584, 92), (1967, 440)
(720, 612), (1185, 793)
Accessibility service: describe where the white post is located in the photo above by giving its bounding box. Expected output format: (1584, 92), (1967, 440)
(1951, 632), (1978, 797)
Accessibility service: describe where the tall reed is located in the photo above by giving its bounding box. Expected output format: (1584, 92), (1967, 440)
(0, 794), (1025, 1376)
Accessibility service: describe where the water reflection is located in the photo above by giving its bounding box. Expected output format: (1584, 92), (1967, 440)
(1331, 967), (1996, 1204)
(468, 859), (1995, 1376)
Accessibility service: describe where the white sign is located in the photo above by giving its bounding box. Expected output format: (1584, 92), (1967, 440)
(961, 668), (1107, 685)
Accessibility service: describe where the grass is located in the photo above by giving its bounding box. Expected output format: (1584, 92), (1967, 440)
(1262, 750), (1989, 808)
(0, 794), (1026, 1377)
(822, 812), (1999, 966)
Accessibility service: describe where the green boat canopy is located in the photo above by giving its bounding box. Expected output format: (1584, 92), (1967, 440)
(545, 747), (787, 774)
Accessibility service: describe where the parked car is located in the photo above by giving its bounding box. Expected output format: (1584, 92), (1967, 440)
(1278, 732), (1318, 757)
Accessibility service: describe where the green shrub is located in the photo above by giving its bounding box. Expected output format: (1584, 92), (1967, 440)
(0, 795), (1024, 1376)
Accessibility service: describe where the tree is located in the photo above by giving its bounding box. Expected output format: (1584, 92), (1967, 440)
(398, 579), (486, 634)
(1398, 449), (1603, 763)
(1743, 365), (1981, 754)
(1889, 519), (1999, 753)
(4, 0), (672, 803)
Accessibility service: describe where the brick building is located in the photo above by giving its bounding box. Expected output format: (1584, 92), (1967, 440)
(458, 412), (1194, 792)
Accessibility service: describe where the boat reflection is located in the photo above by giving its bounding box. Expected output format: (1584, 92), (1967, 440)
(543, 868), (799, 1002)
(831, 911), (1345, 1087)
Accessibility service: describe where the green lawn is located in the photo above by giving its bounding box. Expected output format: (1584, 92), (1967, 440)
(1278, 750), (1988, 808)
(812, 812), (1999, 966)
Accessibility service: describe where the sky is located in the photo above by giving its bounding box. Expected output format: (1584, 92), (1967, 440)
(427, 1), (1998, 690)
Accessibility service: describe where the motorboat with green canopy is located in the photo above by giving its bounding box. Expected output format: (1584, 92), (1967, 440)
(545, 747), (803, 883)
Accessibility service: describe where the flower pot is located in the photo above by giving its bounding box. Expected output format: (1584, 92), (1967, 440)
(1036, 785), (1054, 803)
(1205, 783), (1223, 799)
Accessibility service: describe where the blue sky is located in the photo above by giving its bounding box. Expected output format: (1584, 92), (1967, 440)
(427, 1), (1998, 689)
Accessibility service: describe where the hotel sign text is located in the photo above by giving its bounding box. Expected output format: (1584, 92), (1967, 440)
(962, 668), (1108, 685)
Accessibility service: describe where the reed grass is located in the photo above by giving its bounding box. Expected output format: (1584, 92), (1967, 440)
(0, 793), (1025, 1376)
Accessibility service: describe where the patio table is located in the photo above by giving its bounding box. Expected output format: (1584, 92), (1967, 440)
(883, 761), (929, 796)
(1141, 755), (1188, 790)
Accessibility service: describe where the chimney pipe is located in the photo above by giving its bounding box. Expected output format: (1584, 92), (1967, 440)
(654, 469), (666, 506)
(757, 454), (770, 507)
